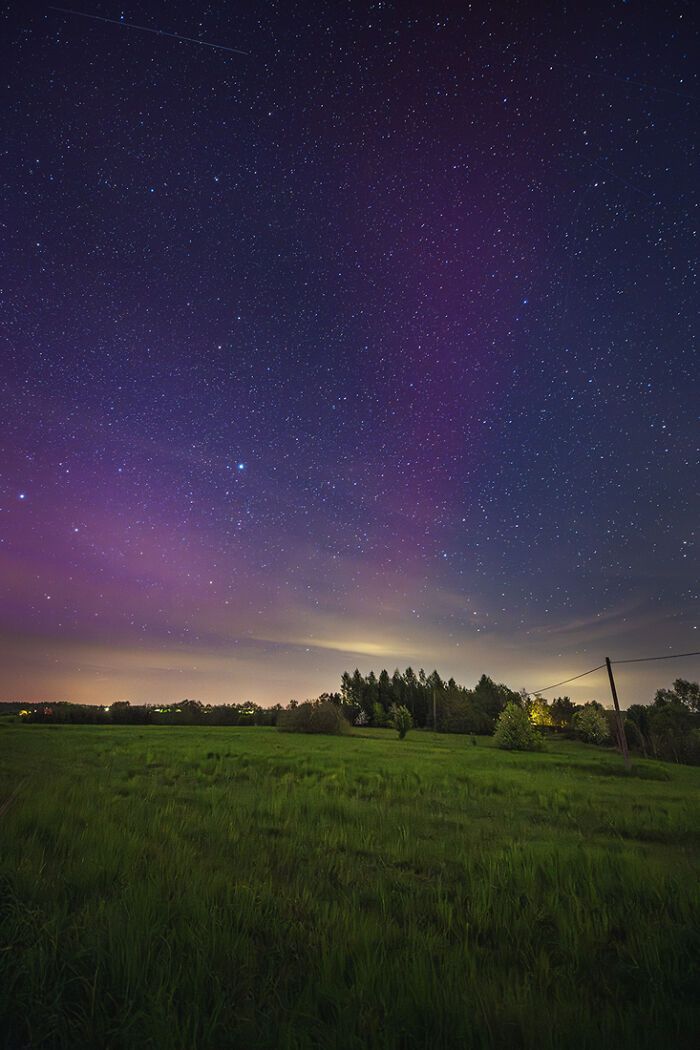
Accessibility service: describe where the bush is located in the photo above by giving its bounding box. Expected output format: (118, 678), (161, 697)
(277, 701), (351, 735)
(493, 703), (543, 751)
(390, 704), (413, 740)
(573, 703), (609, 745)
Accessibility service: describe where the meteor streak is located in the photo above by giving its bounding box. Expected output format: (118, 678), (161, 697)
(49, 6), (250, 56)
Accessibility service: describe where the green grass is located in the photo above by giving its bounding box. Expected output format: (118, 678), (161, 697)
(1, 725), (699, 1049)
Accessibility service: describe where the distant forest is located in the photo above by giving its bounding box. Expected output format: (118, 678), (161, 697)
(4, 669), (699, 764)
(1, 670), (556, 733)
(339, 668), (564, 733)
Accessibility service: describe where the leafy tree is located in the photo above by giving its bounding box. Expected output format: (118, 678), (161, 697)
(350, 668), (372, 720)
(340, 672), (352, 704)
(527, 695), (554, 727)
(426, 670), (444, 692)
(626, 703), (651, 737)
(493, 703), (543, 751)
(474, 675), (518, 725)
(654, 679), (700, 713)
(392, 668), (405, 706)
(436, 691), (492, 734)
(403, 667), (417, 719)
(624, 704), (651, 756)
(366, 671), (379, 709)
(351, 668), (364, 704)
(647, 700), (700, 764)
(317, 692), (342, 706)
(372, 701), (389, 728)
(177, 698), (205, 722)
(390, 704), (413, 740)
(403, 665), (416, 684)
(625, 696), (700, 764)
(623, 718), (645, 754)
(572, 703), (609, 745)
(110, 701), (133, 724)
(278, 700), (351, 735)
(550, 695), (577, 729)
(378, 669), (391, 708)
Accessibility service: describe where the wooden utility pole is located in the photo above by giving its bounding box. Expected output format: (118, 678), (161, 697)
(605, 657), (631, 772)
(432, 688), (437, 731)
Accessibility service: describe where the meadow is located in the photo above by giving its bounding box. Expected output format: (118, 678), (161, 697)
(1, 724), (699, 1049)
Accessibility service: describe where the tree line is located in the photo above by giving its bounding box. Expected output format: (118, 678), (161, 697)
(336, 668), (700, 763)
(8, 673), (699, 765)
(624, 679), (700, 765)
(11, 699), (280, 726)
(337, 667), (578, 734)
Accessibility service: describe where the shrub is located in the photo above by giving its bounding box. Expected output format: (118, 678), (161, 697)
(493, 703), (543, 751)
(573, 703), (610, 745)
(277, 701), (351, 735)
(390, 704), (413, 740)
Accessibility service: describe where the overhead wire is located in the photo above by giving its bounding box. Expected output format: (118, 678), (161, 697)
(524, 650), (700, 697)
(611, 650), (700, 666)
(525, 664), (606, 697)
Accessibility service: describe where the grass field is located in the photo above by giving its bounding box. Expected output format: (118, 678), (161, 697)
(1, 724), (699, 1049)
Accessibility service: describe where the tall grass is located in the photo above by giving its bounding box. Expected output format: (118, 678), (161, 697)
(1, 724), (698, 1048)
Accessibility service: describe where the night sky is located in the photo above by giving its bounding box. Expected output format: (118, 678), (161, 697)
(2, 2), (697, 706)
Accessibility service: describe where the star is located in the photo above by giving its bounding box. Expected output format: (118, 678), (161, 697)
(0, 0), (693, 709)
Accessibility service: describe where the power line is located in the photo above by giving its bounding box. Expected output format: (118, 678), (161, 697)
(612, 650), (700, 666)
(525, 664), (605, 697)
(525, 649), (700, 697)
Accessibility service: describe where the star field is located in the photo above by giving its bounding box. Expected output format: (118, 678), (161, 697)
(1, 1), (697, 704)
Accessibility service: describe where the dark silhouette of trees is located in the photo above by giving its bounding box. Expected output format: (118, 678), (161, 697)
(13, 675), (700, 766)
(337, 667), (519, 733)
(654, 678), (700, 713)
(278, 700), (351, 734)
(18, 700), (281, 727)
(549, 696), (577, 729)
(620, 680), (700, 764)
